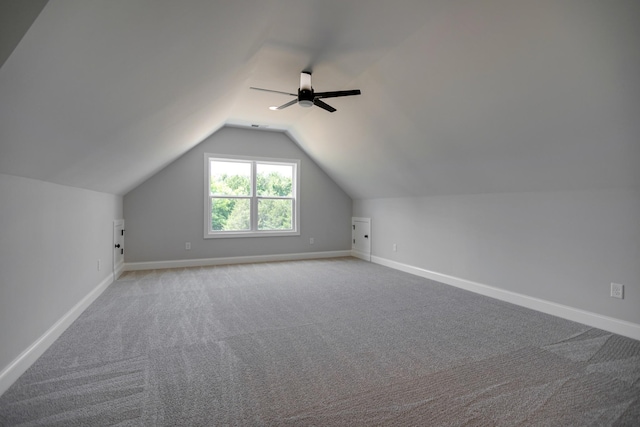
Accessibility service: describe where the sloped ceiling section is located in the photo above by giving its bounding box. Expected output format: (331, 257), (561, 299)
(1, 0), (638, 198)
(0, 0), (48, 68)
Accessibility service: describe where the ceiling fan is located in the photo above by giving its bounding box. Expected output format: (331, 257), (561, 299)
(250, 71), (361, 113)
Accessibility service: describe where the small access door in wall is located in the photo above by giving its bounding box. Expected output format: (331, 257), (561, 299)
(113, 220), (125, 280)
(352, 217), (371, 261)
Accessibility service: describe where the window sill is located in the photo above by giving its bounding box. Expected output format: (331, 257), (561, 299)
(204, 230), (300, 239)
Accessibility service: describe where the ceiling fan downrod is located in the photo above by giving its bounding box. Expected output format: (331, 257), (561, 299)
(298, 72), (314, 108)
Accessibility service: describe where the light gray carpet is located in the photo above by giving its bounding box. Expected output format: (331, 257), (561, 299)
(1, 257), (639, 426)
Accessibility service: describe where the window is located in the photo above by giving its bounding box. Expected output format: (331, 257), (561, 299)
(204, 154), (300, 238)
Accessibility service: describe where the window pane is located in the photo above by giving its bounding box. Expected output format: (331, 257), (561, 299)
(256, 163), (293, 197)
(211, 198), (250, 231)
(258, 199), (293, 230)
(210, 160), (251, 196)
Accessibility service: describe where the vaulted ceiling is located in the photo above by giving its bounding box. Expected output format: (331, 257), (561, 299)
(1, 0), (639, 198)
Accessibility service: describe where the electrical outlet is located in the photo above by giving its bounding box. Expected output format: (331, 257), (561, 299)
(393, 244), (397, 252)
(310, 237), (314, 245)
(610, 283), (624, 299)
(185, 242), (191, 250)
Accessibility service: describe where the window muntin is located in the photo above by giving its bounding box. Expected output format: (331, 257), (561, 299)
(205, 154), (299, 238)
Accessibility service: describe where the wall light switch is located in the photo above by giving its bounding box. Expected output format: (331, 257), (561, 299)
(185, 242), (191, 250)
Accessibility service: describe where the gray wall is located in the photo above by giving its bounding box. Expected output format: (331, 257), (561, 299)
(0, 173), (123, 374)
(124, 127), (352, 262)
(353, 189), (640, 324)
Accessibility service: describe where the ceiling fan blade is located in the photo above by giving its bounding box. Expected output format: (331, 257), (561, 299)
(313, 99), (336, 113)
(274, 98), (299, 110)
(314, 89), (361, 99)
(250, 87), (297, 97)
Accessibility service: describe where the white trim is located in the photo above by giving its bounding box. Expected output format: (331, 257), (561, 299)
(371, 255), (640, 341)
(114, 260), (125, 281)
(351, 217), (371, 223)
(125, 250), (352, 271)
(0, 274), (114, 397)
(351, 249), (372, 262)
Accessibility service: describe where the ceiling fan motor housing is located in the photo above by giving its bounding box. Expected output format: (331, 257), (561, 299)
(298, 88), (314, 107)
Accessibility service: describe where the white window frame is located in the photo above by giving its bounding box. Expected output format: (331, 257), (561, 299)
(204, 153), (300, 238)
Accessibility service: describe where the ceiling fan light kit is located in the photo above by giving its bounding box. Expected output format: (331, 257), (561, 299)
(250, 71), (361, 113)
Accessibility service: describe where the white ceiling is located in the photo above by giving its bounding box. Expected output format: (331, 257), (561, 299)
(1, 0), (639, 198)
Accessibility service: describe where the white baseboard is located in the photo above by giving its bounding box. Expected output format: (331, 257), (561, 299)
(125, 250), (353, 271)
(114, 260), (125, 280)
(351, 249), (371, 262)
(371, 255), (640, 341)
(0, 274), (114, 397)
